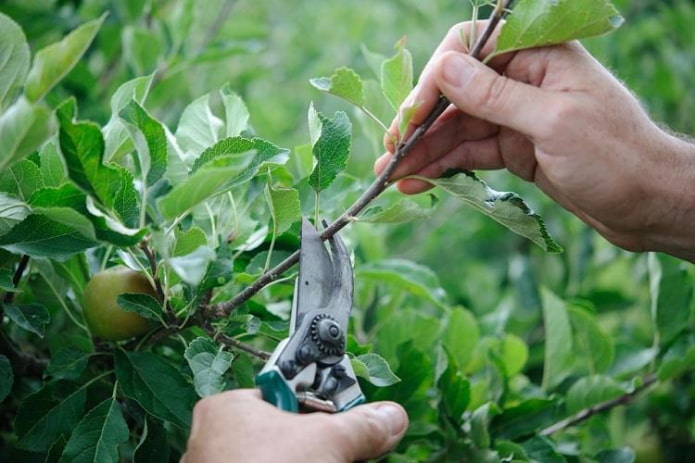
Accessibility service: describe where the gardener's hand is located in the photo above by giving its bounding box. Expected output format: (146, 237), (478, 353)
(180, 389), (408, 463)
(375, 21), (695, 262)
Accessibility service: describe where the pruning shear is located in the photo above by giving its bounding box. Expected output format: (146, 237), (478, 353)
(255, 218), (365, 413)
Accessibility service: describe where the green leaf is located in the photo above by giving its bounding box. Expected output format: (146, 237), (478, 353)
(381, 37), (413, 111)
(103, 74), (155, 161)
(0, 97), (54, 171)
(357, 259), (447, 308)
(15, 380), (87, 451)
(0, 192), (30, 235)
(0, 13), (30, 111)
(309, 67), (366, 107)
(0, 214), (98, 259)
(134, 417), (170, 463)
(569, 304), (615, 374)
(57, 99), (139, 228)
(175, 93), (224, 159)
(0, 268), (14, 291)
(0, 158), (44, 200)
(173, 226), (208, 256)
(565, 375), (627, 415)
(374, 309), (442, 367)
(59, 398), (129, 463)
(491, 398), (559, 440)
(184, 337), (234, 397)
(157, 151), (255, 221)
(266, 184), (300, 236)
(493, 0), (624, 58)
(114, 349), (197, 429)
(541, 288), (573, 390)
(168, 245), (216, 286)
(308, 109), (351, 193)
(192, 136), (289, 178)
(442, 307), (480, 370)
(416, 172), (562, 252)
(498, 334), (529, 377)
(29, 185), (96, 240)
(437, 347), (471, 425)
(470, 402), (502, 449)
(25, 14), (106, 102)
(360, 196), (434, 223)
(119, 99), (167, 186)
(657, 334), (695, 381)
(4, 302), (50, 337)
(118, 293), (163, 321)
(648, 253), (693, 346)
(0, 355), (12, 401)
(40, 142), (68, 187)
(221, 84), (250, 137)
(45, 347), (92, 381)
(353, 353), (400, 387)
(595, 448), (636, 463)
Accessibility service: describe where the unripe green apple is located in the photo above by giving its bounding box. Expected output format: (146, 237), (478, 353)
(83, 266), (158, 341)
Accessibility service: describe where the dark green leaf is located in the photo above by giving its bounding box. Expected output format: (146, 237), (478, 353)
(134, 417), (170, 463)
(117, 293), (163, 321)
(491, 398), (559, 440)
(184, 337), (234, 397)
(416, 172), (562, 252)
(521, 436), (567, 463)
(4, 302), (50, 337)
(0, 355), (12, 401)
(45, 347), (91, 381)
(470, 402), (501, 449)
(595, 448), (636, 463)
(494, 0), (624, 58)
(0, 157), (44, 200)
(353, 353), (400, 387)
(0, 268), (15, 291)
(0, 13), (30, 111)
(114, 350), (197, 429)
(437, 347), (471, 425)
(374, 309), (441, 367)
(0, 214), (98, 259)
(648, 253), (693, 345)
(58, 399), (129, 463)
(119, 99), (167, 186)
(657, 334), (695, 381)
(25, 15), (105, 102)
(309, 67), (366, 107)
(308, 109), (351, 193)
(56, 99), (139, 228)
(15, 381), (87, 451)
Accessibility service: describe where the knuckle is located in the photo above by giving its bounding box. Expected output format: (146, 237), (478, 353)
(475, 73), (511, 114)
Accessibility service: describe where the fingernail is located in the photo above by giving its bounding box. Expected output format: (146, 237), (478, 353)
(374, 403), (408, 437)
(440, 53), (476, 89)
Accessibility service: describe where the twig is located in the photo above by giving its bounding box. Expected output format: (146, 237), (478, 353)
(3, 255), (30, 305)
(207, 1), (514, 318)
(217, 333), (271, 361)
(539, 374), (659, 436)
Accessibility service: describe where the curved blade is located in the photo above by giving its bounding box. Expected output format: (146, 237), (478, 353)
(292, 218), (353, 331)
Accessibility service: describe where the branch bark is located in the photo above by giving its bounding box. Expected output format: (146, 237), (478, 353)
(206, 0), (514, 319)
(539, 373), (659, 436)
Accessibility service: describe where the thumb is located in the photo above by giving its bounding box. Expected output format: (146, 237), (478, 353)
(433, 51), (554, 136)
(323, 402), (408, 461)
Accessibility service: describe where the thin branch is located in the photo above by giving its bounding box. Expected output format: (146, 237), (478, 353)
(217, 333), (271, 361)
(539, 374), (659, 436)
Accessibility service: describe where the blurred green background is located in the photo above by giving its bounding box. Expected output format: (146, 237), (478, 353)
(2, 0), (693, 460)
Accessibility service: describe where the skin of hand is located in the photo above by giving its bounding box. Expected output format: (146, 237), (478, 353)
(375, 21), (695, 262)
(180, 389), (409, 463)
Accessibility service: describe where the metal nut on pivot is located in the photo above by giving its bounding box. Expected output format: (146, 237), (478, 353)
(310, 314), (345, 356)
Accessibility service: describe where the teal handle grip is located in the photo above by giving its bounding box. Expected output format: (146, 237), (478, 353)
(255, 369), (298, 413)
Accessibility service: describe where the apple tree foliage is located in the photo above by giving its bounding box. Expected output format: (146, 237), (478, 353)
(1, 0), (694, 461)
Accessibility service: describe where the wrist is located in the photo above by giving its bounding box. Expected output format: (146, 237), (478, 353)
(640, 129), (695, 262)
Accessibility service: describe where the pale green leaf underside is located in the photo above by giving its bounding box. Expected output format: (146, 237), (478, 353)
(494, 0), (624, 57)
(0, 13), (30, 111)
(352, 353), (400, 387)
(414, 172), (562, 253)
(184, 337), (233, 398)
